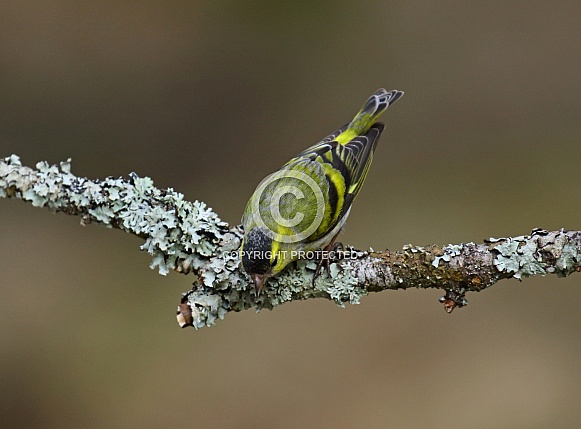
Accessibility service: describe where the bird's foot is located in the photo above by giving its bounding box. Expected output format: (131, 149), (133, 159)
(312, 241), (344, 286)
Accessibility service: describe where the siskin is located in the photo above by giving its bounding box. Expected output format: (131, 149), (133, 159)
(241, 88), (404, 295)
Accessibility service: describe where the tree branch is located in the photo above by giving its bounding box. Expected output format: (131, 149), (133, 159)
(2, 155), (580, 328)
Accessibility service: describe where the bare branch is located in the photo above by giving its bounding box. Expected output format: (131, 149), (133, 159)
(2, 155), (580, 329)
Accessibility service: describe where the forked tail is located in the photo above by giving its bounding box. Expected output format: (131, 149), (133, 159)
(348, 88), (404, 134)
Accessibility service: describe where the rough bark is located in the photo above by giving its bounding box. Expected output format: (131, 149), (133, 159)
(2, 155), (580, 328)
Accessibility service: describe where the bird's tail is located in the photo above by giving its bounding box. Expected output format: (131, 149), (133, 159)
(347, 88), (404, 135)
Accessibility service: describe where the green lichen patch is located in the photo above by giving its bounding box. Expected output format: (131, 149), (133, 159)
(492, 230), (581, 280)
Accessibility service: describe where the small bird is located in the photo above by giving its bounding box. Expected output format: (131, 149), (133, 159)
(241, 88), (404, 295)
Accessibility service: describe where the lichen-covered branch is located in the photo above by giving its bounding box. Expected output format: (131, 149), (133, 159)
(2, 155), (580, 329)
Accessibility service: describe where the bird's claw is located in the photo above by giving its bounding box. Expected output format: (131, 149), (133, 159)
(312, 242), (344, 286)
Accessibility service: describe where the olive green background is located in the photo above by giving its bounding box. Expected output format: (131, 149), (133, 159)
(1, 1), (580, 428)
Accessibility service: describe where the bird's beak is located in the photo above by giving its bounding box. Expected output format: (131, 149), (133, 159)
(252, 273), (267, 297)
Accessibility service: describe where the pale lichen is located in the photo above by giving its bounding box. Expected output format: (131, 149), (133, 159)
(1, 155), (228, 276)
(432, 244), (463, 268)
(492, 229), (581, 280)
(2, 155), (580, 329)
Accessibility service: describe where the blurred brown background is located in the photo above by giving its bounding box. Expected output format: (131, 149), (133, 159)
(1, 1), (580, 428)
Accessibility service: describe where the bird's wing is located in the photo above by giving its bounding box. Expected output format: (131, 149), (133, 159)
(283, 123), (385, 243)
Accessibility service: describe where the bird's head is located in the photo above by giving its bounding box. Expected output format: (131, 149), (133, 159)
(241, 227), (288, 295)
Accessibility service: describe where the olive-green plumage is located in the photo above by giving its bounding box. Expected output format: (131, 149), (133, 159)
(241, 88), (404, 294)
